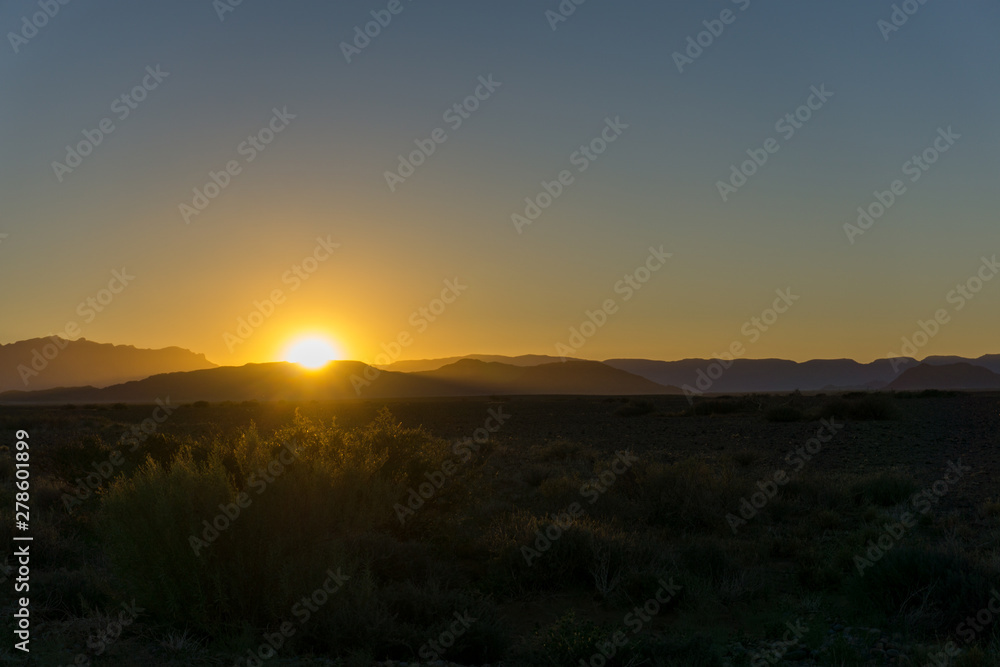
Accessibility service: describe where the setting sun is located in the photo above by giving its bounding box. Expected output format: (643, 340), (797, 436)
(283, 336), (341, 369)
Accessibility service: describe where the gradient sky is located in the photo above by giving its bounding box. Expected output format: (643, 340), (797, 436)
(2, 0), (998, 367)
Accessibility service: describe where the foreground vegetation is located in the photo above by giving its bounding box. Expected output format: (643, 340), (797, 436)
(1, 391), (999, 665)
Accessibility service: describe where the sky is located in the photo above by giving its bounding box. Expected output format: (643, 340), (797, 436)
(1, 0), (998, 367)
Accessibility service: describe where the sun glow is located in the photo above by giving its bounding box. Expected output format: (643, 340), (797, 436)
(283, 336), (341, 369)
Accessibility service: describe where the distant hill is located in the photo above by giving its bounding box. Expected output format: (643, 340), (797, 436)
(603, 358), (909, 393)
(364, 353), (1000, 393)
(887, 363), (1000, 391)
(922, 354), (1000, 374)
(0, 338), (216, 393)
(416, 359), (678, 395)
(0, 359), (678, 404)
(4, 337), (999, 401)
(380, 354), (579, 373)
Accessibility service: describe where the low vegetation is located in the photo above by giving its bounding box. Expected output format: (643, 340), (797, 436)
(1, 392), (998, 665)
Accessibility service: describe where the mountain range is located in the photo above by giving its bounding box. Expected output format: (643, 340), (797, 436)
(0, 337), (216, 393)
(1, 339), (999, 404)
(0, 358), (676, 404)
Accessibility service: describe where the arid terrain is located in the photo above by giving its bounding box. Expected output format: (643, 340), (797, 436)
(2, 391), (999, 665)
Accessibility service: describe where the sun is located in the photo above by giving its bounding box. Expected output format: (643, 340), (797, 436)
(283, 336), (340, 369)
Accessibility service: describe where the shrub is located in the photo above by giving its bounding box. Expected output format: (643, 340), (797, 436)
(637, 458), (743, 531)
(528, 611), (609, 665)
(482, 509), (598, 594)
(97, 409), (450, 638)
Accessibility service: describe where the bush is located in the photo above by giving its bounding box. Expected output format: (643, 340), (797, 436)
(97, 409), (452, 643)
(527, 612), (609, 665)
(637, 459), (743, 531)
(482, 509), (599, 594)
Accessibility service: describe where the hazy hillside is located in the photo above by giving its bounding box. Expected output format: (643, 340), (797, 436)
(416, 359), (679, 395)
(0, 358), (677, 403)
(380, 354), (579, 373)
(922, 354), (1000, 374)
(604, 357), (913, 393)
(0, 337), (216, 392)
(887, 362), (1000, 391)
(382, 354), (1000, 392)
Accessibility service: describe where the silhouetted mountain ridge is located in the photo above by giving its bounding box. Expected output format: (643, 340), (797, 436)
(0, 359), (678, 403)
(416, 359), (675, 395)
(0, 337), (216, 393)
(887, 363), (1000, 391)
